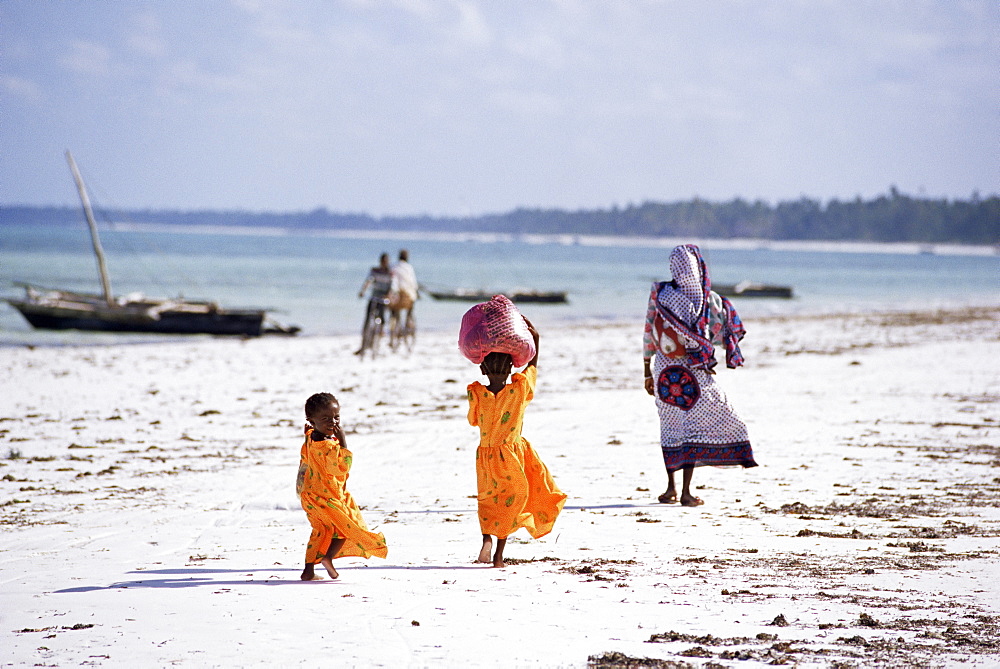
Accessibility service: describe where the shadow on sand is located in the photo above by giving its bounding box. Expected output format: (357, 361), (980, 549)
(54, 563), (491, 592)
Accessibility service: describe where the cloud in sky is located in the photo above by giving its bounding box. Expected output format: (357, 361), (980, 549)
(1, 0), (997, 216)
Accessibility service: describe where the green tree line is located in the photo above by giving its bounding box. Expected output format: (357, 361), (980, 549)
(3, 188), (997, 245)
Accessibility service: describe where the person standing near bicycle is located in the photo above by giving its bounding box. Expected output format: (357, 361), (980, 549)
(355, 252), (393, 355)
(389, 249), (419, 334)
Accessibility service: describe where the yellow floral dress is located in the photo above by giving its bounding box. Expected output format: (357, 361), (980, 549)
(467, 365), (566, 539)
(298, 428), (388, 564)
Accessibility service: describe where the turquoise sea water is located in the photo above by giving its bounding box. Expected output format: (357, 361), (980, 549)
(1, 223), (998, 346)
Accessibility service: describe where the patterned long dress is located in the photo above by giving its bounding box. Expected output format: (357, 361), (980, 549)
(642, 245), (757, 473)
(298, 429), (388, 564)
(467, 365), (567, 539)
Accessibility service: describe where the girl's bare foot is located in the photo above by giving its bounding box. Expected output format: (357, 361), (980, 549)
(680, 494), (704, 507)
(300, 564), (323, 581)
(320, 557), (340, 579)
(492, 538), (507, 569)
(477, 535), (493, 563)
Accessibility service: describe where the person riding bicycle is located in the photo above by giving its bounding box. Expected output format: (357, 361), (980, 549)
(355, 253), (393, 355)
(389, 249), (419, 334)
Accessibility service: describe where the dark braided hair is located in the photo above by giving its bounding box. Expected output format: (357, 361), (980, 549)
(305, 392), (337, 418)
(480, 351), (513, 376)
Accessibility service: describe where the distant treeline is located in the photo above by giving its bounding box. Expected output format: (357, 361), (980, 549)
(3, 188), (998, 245)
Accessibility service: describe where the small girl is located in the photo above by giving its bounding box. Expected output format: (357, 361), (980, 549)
(466, 320), (567, 567)
(298, 392), (387, 580)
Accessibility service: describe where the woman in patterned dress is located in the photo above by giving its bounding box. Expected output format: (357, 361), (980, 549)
(642, 244), (757, 506)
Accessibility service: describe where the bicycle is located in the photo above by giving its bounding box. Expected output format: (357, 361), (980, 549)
(389, 308), (416, 353)
(387, 291), (416, 353)
(358, 297), (387, 358)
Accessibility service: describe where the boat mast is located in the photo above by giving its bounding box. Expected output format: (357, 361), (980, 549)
(65, 150), (114, 306)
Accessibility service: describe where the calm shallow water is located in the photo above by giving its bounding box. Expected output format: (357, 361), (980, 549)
(1, 224), (998, 346)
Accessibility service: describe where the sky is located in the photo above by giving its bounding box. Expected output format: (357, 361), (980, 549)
(1, 0), (997, 217)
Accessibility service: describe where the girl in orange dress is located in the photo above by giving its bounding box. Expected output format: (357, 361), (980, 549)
(466, 320), (567, 567)
(298, 392), (387, 580)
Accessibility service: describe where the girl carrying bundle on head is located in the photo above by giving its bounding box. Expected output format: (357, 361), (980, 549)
(461, 297), (566, 568)
(642, 244), (757, 506)
(297, 392), (387, 580)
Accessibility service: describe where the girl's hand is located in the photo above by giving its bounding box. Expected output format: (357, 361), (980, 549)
(523, 317), (539, 339)
(523, 316), (540, 367)
(644, 376), (655, 396)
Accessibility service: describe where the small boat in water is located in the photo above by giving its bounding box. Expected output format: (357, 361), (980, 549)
(5, 152), (300, 337)
(429, 288), (568, 304)
(714, 281), (794, 299)
(507, 290), (568, 304)
(427, 289), (494, 302)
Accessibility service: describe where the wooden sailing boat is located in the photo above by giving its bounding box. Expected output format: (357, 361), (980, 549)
(427, 288), (569, 304)
(6, 151), (299, 336)
(713, 281), (794, 299)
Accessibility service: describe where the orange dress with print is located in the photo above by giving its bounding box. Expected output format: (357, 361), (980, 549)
(298, 429), (388, 564)
(467, 365), (566, 539)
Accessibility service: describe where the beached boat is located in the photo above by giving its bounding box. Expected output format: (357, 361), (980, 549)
(5, 152), (300, 337)
(428, 288), (568, 304)
(714, 281), (793, 299)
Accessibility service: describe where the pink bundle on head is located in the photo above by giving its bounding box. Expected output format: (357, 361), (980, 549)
(459, 295), (536, 367)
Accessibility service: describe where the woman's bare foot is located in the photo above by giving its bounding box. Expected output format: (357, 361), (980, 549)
(658, 489), (678, 504)
(680, 494), (704, 507)
(300, 564), (323, 581)
(320, 556), (339, 579)
(492, 559), (506, 568)
(477, 535), (493, 563)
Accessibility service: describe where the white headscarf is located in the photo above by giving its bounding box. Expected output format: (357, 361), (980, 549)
(660, 245), (706, 327)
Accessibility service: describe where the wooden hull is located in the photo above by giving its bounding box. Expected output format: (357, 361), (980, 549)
(428, 290), (492, 302)
(429, 290), (568, 304)
(714, 282), (794, 299)
(509, 291), (568, 304)
(7, 290), (267, 336)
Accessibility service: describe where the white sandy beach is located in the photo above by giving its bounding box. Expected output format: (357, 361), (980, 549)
(2, 306), (999, 668)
